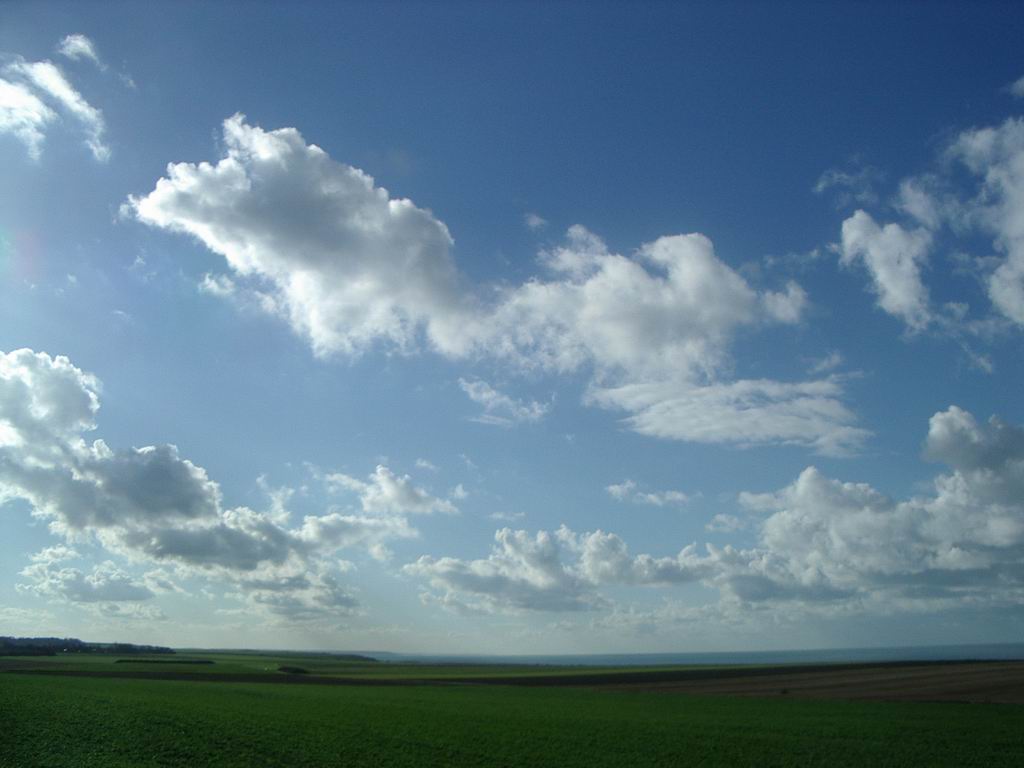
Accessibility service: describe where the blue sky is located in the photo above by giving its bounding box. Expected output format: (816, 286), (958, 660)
(2, 1), (1024, 653)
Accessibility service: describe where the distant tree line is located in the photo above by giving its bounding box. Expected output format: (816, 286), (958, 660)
(0, 636), (175, 656)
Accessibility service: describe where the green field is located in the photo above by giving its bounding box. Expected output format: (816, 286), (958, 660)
(3, 654), (1024, 767)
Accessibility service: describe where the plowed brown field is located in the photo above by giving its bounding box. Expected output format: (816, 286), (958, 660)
(604, 661), (1024, 703)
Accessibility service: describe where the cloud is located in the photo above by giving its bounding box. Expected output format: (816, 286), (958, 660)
(705, 513), (747, 533)
(0, 605), (55, 628)
(404, 528), (604, 614)
(458, 378), (549, 427)
(129, 116), (864, 454)
(729, 405), (1024, 607)
(56, 34), (104, 69)
(839, 210), (933, 332)
(19, 558), (154, 603)
(405, 526), (712, 614)
(606, 479), (688, 506)
(508, 230), (848, 453)
(948, 117), (1024, 326)
(1, 55), (108, 160)
(0, 78), (56, 159)
(831, 116), (1024, 338)
(325, 464), (458, 516)
(1006, 75), (1024, 99)
(814, 164), (884, 207)
(587, 377), (868, 456)
(93, 602), (167, 621)
(0, 348), (419, 621)
(228, 571), (360, 624)
(143, 569), (186, 595)
(128, 114), (468, 358)
(489, 510), (525, 523)
(491, 227), (807, 378)
(411, 405), (1024, 617)
(524, 212), (547, 231)
(808, 351), (843, 375)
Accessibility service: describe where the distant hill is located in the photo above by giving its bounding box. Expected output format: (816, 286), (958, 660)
(0, 636), (175, 656)
(176, 648), (379, 662)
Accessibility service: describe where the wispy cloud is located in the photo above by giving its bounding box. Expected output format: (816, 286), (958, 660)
(459, 378), (549, 427)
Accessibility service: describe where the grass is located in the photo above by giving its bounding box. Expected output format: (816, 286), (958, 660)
(2, 672), (1023, 767)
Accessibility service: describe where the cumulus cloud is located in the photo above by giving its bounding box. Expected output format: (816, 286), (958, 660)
(128, 114), (468, 357)
(606, 479), (688, 506)
(1006, 75), (1024, 99)
(404, 528), (599, 613)
(0, 53), (108, 160)
(0, 348), (419, 621)
(830, 115), (1024, 339)
(512, 238), (853, 446)
(490, 227), (808, 378)
(405, 526), (711, 614)
(458, 378), (549, 427)
(948, 117), (1024, 326)
(19, 558), (155, 604)
(731, 405), (1024, 607)
(229, 571), (360, 623)
(325, 464), (458, 516)
(128, 116), (863, 454)
(839, 210), (933, 331)
(410, 405), (1024, 617)
(56, 34), (104, 69)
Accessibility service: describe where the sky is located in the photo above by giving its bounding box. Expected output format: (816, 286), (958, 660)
(2, 1), (1024, 654)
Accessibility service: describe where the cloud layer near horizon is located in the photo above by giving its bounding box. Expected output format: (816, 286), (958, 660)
(0, 348), (436, 623)
(408, 405), (1024, 618)
(3, 351), (1023, 628)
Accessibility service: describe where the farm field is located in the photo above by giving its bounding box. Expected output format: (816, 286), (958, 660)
(2, 656), (1024, 767)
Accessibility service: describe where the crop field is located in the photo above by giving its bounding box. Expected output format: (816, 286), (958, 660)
(3, 655), (1024, 767)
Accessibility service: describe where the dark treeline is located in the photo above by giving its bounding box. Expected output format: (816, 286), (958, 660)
(0, 637), (175, 656)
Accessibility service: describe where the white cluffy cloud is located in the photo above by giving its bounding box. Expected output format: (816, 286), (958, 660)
(325, 465), (458, 516)
(128, 114), (468, 358)
(129, 116), (864, 454)
(733, 405), (1024, 607)
(409, 405), (1024, 618)
(404, 526), (711, 614)
(1006, 75), (1024, 99)
(606, 479), (688, 506)
(950, 117), (1024, 327)
(20, 558), (155, 604)
(56, 34), (104, 69)
(459, 378), (549, 427)
(0, 43), (109, 160)
(839, 210), (933, 331)
(832, 116), (1024, 336)
(0, 348), (427, 623)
